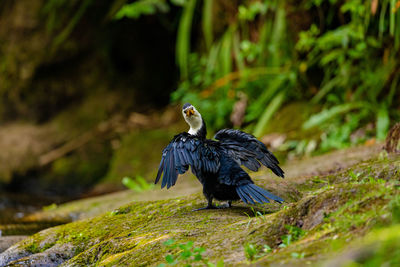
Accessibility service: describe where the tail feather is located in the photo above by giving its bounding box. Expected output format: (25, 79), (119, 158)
(249, 184), (284, 203)
(245, 186), (270, 203)
(236, 184), (284, 204)
(237, 187), (255, 204)
(241, 185), (269, 204)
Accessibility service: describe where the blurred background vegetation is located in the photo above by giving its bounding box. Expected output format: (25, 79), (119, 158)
(0, 0), (399, 201)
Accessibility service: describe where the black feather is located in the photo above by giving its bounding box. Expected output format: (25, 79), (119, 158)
(249, 184), (283, 203)
(245, 187), (265, 203)
(161, 153), (170, 189)
(242, 184), (270, 204)
(236, 188), (248, 204)
(237, 187), (255, 204)
(215, 129), (285, 177)
(155, 156), (164, 184)
(155, 114), (285, 208)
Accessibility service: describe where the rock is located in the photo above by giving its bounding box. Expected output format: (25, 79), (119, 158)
(1, 146), (398, 266)
(0, 236), (27, 253)
(385, 123), (400, 154)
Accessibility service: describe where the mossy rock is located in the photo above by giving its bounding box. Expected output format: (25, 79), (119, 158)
(385, 123), (400, 154)
(262, 102), (321, 140)
(323, 224), (400, 266)
(101, 128), (180, 186)
(1, 149), (399, 266)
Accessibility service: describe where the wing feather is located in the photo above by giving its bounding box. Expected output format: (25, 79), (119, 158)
(155, 157), (164, 184)
(214, 129), (284, 178)
(155, 133), (220, 189)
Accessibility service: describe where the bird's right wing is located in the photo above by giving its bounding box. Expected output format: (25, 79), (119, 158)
(214, 129), (284, 177)
(155, 133), (220, 189)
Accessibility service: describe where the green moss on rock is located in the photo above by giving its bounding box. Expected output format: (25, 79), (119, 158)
(102, 128), (178, 185)
(2, 150), (400, 266)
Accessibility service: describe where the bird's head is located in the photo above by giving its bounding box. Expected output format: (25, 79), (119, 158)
(182, 103), (203, 135)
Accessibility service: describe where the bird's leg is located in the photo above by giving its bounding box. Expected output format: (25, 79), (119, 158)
(193, 195), (217, 211)
(228, 200), (232, 208)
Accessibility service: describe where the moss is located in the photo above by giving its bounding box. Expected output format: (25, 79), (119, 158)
(262, 102), (321, 140)
(102, 128), (178, 185)
(41, 140), (112, 189)
(4, 152), (400, 266)
(25, 243), (40, 254)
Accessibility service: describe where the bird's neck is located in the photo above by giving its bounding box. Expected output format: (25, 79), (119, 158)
(188, 118), (207, 139)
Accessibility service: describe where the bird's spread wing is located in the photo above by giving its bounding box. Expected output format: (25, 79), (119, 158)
(155, 133), (220, 189)
(214, 129), (284, 177)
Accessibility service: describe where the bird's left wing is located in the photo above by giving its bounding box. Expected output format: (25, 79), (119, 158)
(155, 133), (220, 189)
(214, 129), (284, 177)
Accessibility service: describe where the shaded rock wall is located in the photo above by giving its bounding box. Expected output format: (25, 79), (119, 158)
(0, 0), (180, 195)
(0, 0), (178, 122)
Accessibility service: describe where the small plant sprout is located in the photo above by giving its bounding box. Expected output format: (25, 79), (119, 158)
(263, 244), (272, 253)
(348, 171), (361, 182)
(244, 243), (273, 262)
(160, 239), (224, 267)
(291, 252), (305, 259)
(122, 176), (154, 192)
(244, 243), (258, 262)
(279, 225), (306, 248)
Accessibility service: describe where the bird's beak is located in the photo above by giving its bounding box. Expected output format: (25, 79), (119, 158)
(185, 108), (195, 117)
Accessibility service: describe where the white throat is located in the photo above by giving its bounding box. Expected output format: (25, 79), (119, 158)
(188, 121), (202, 135)
(184, 114), (203, 135)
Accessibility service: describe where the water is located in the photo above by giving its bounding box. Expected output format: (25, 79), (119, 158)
(0, 193), (63, 236)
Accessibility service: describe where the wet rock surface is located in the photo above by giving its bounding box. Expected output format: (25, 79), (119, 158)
(0, 236), (27, 253)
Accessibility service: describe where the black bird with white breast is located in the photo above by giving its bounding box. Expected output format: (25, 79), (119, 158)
(155, 103), (284, 210)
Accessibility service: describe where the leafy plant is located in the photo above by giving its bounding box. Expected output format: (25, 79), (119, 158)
(114, 0), (169, 20)
(114, 0), (400, 152)
(171, 0), (296, 133)
(291, 252), (305, 259)
(243, 243), (273, 262)
(244, 243), (258, 262)
(122, 176), (154, 192)
(160, 239), (224, 267)
(299, 0), (400, 149)
(388, 195), (400, 224)
(279, 225), (306, 248)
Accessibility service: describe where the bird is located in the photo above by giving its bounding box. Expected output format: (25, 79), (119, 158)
(155, 103), (284, 210)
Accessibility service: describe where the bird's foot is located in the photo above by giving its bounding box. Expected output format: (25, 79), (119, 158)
(192, 205), (219, 211)
(193, 202), (232, 211)
(216, 202), (232, 209)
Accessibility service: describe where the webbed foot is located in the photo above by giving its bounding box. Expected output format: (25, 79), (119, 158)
(192, 205), (218, 211)
(193, 201), (233, 211)
(216, 201), (232, 209)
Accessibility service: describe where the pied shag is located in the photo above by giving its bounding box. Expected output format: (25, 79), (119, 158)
(155, 103), (284, 210)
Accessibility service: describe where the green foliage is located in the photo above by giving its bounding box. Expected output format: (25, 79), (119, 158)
(42, 0), (95, 52)
(114, 0), (169, 20)
(279, 225), (306, 248)
(243, 243), (272, 262)
(291, 252), (305, 259)
(389, 195), (400, 224)
(113, 0), (400, 151)
(298, 0), (400, 148)
(122, 176), (154, 192)
(160, 239), (224, 267)
(176, 0), (198, 79)
(170, 0), (400, 148)
(243, 243), (258, 262)
(172, 0), (295, 132)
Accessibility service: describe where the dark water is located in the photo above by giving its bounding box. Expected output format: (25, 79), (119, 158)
(0, 193), (65, 236)
(0, 193), (43, 223)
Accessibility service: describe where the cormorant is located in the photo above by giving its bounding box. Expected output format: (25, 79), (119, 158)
(155, 103), (284, 210)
